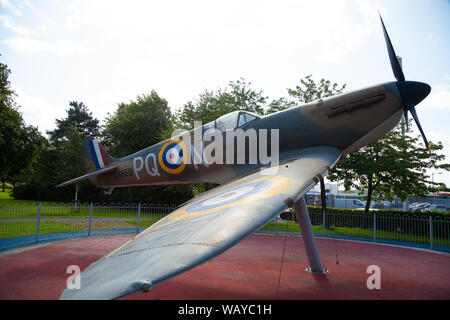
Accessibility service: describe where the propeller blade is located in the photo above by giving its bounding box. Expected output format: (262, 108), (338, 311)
(403, 110), (409, 130)
(379, 13), (406, 82)
(409, 106), (431, 153)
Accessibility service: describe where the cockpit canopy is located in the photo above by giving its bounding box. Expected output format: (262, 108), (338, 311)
(214, 111), (260, 132)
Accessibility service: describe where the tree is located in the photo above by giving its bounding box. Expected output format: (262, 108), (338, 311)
(175, 78), (267, 129)
(266, 75), (346, 213)
(47, 101), (102, 200)
(7, 125), (46, 187)
(0, 60), (44, 191)
(103, 90), (193, 204)
(13, 100), (103, 202)
(286, 75), (346, 104)
(265, 97), (295, 115)
(47, 101), (100, 145)
(328, 121), (450, 213)
(0, 58), (16, 108)
(103, 91), (173, 156)
(173, 78), (268, 194)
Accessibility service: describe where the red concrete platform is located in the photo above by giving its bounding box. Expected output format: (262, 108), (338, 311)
(0, 234), (449, 300)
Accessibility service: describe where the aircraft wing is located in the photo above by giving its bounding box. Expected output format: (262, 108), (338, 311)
(60, 146), (341, 300)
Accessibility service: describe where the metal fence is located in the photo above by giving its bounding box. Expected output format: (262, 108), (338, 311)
(1, 203), (449, 253)
(258, 208), (450, 253)
(0, 202), (176, 252)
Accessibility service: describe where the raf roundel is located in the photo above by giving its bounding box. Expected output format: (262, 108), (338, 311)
(169, 176), (291, 220)
(158, 140), (187, 174)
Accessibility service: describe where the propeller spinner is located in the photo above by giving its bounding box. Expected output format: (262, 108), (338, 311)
(379, 14), (431, 153)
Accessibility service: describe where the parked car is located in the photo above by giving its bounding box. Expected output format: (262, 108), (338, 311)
(280, 208), (293, 220)
(371, 201), (391, 209)
(390, 202), (402, 208)
(333, 199), (366, 210)
(408, 202), (421, 210)
(410, 203), (431, 212)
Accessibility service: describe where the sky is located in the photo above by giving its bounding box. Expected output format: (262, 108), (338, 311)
(1, 0), (449, 187)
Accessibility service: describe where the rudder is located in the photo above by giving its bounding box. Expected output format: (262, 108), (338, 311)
(83, 137), (116, 173)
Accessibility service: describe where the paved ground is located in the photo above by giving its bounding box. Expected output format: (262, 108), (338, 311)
(0, 233), (449, 300)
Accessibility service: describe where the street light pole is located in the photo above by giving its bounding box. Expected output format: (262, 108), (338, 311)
(398, 56), (411, 212)
(431, 172), (443, 206)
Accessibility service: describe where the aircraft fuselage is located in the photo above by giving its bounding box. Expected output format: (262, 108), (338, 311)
(88, 81), (405, 189)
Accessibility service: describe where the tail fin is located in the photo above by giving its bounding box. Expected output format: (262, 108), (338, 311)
(83, 136), (117, 173)
(57, 137), (119, 188)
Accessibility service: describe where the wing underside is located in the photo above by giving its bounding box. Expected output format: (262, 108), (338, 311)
(60, 146), (341, 300)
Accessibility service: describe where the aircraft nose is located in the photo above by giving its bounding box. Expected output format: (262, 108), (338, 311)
(396, 81), (431, 108)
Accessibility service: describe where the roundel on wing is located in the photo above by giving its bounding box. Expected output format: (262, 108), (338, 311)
(168, 176), (291, 220)
(186, 180), (272, 213)
(158, 140), (187, 174)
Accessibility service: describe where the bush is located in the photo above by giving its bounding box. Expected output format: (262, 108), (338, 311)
(307, 205), (448, 219)
(11, 182), (194, 206)
(0, 183), (13, 191)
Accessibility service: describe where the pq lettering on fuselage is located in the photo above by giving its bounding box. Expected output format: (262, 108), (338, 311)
(133, 127), (280, 178)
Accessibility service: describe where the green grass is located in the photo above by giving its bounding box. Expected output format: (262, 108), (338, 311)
(0, 198), (55, 208)
(0, 219), (156, 239)
(0, 199), (163, 239)
(259, 221), (450, 247)
(0, 191), (13, 200)
(0, 199), (167, 239)
(126, 220), (158, 229)
(2, 218), (447, 247)
(0, 221), (78, 239)
(0, 200), (168, 220)
(1, 199), (448, 249)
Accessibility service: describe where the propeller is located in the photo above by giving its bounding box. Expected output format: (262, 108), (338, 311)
(379, 13), (431, 153)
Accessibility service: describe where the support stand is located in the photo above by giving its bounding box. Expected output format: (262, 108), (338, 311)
(74, 183), (78, 210)
(294, 197), (328, 274)
(72, 183), (80, 214)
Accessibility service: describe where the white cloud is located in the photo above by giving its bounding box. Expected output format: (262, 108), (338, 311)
(13, 86), (63, 135)
(66, 5), (82, 29)
(55, 0), (384, 61)
(427, 131), (450, 187)
(420, 85), (450, 110)
(309, 0), (383, 62)
(0, 0), (23, 16)
(2, 37), (90, 56)
(0, 14), (31, 35)
(19, 0), (33, 10)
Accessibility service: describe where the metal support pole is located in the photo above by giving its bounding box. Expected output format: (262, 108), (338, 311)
(373, 212), (377, 242)
(137, 203), (141, 233)
(322, 209), (326, 235)
(74, 183), (78, 211)
(35, 203), (41, 244)
(88, 203), (93, 237)
(275, 215), (278, 233)
(295, 197), (326, 274)
(429, 216), (433, 250)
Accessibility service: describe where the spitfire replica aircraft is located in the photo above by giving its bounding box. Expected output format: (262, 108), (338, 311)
(59, 15), (431, 299)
